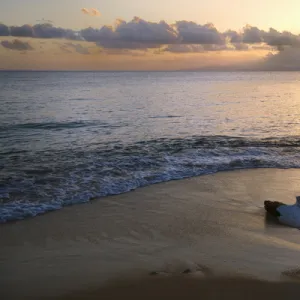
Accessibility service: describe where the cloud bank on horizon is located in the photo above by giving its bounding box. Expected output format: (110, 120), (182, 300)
(1, 17), (299, 50)
(1, 16), (300, 70)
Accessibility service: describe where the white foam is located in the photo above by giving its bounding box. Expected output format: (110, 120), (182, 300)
(278, 197), (300, 228)
(2, 144), (300, 223)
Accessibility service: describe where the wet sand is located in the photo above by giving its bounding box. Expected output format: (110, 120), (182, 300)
(58, 276), (300, 300)
(1, 169), (300, 299)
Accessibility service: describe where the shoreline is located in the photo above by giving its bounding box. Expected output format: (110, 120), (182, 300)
(2, 168), (300, 299)
(1, 166), (298, 225)
(57, 275), (300, 300)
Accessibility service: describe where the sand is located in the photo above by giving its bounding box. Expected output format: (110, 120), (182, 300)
(57, 276), (300, 300)
(1, 169), (300, 299)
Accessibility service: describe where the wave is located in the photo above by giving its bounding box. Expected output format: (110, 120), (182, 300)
(1, 135), (300, 223)
(0, 120), (122, 132)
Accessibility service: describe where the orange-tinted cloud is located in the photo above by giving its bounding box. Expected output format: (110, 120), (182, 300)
(81, 8), (101, 16)
(81, 8), (90, 15)
(90, 8), (101, 16)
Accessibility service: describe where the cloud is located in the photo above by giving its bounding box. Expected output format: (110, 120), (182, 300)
(164, 44), (204, 53)
(8, 23), (79, 40)
(259, 46), (300, 70)
(233, 43), (249, 51)
(1, 39), (33, 51)
(241, 26), (300, 48)
(225, 30), (243, 43)
(1, 17), (300, 54)
(225, 26), (300, 50)
(264, 30), (300, 49)
(164, 42), (246, 53)
(80, 18), (294, 50)
(81, 20), (266, 50)
(117, 17), (178, 43)
(0, 24), (10, 36)
(202, 44), (230, 51)
(97, 40), (158, 49)
(64, 42), (90, 54)
(81, 17), (178, 49)
(33, 23), (69, 38)
(250, 43), (272, 51)
(81, 26), (112, 42)
(176, 21), (224, 44)
(242, 26), (263, 44)
(90, 8), (101, 16)
(81, 8), (89, 15)
(10, 25), (34, 37)
(81, 8), (101, 16)
(164, 44), (232, 53)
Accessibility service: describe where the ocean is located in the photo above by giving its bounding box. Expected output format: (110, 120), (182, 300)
(1, 71), (300, 223)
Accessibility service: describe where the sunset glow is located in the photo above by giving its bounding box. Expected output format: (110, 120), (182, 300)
(1, 0), (300, 70)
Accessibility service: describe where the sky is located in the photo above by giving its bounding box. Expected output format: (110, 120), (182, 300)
(1, 0), (300, 31)
(1, 0), (300, 70)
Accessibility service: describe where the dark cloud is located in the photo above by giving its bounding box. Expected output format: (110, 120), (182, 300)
(10, 25), (34, 37)
(116, 17), (178, 43)
(81, 26), (112, 42)
(1, 39), (33, 51)
(33, 24), (79, 40)
(225, 30), (243, 43)
(1, 18), (300, 52)
(0, 24), (10, 36)
(33, 24), (67, 39)
(8, 23), (79, 40)
(81, 18), (224, 49)
(240, 26), (300, 47)
(264, 29), (300, 47)
(82, 17), (178, 49)
(242, 26), (263, 44)
(258, 46), (300, 70)
(176, 21), (224, 44)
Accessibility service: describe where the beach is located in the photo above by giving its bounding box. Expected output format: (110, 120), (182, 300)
(2, 168), (300, 299)
(59, 277), (300, 300)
